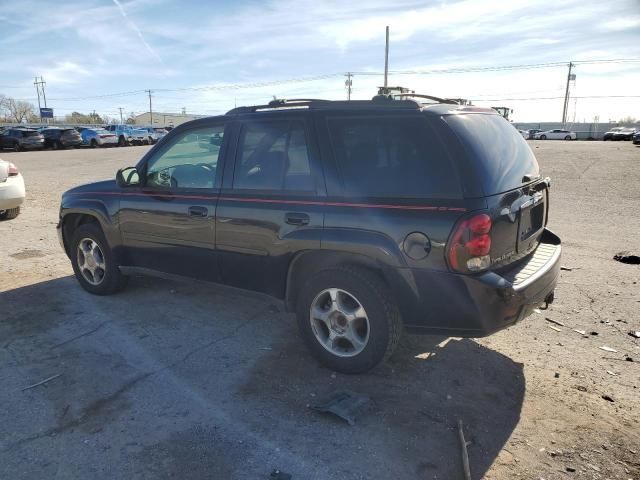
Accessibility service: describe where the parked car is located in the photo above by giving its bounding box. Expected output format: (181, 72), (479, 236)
(603, 126), (636, 141)
(57, 97), (561, 373)
(518, 129), (527, 138)
(633, 131), (640, 145)
(140, 127), (168, 145)
(527, 129), (543, 139)
(534, 129), (576, 140)
(81, 128), (118, 148)
(104, 124), (148, 146)
(0, 128), (45, 151)
(0, 158), (25, 220)
(41, 127), (83, 149)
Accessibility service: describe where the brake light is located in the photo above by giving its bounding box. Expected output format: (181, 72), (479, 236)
(447, 213), (492, 272)
(7, 162), (19, 176)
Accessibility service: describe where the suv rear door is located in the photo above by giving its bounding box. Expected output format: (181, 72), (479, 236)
(318, 111), (468, 271)
(215, 113), (324, 297)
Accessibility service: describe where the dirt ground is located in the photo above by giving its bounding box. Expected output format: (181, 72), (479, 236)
(0, 141), (638, 480)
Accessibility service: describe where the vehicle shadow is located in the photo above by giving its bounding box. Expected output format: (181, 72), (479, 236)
(0, 275), (524, 480)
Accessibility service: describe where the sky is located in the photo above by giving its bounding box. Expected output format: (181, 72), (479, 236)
(0, 0), (639, 123)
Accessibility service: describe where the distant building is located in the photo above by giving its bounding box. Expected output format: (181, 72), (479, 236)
(133, 112), (206, 127)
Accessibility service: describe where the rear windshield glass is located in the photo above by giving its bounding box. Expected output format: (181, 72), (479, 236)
(327, 115), (461, 198)
(23, 130), (40, 137)
(444, 114), (539, 195)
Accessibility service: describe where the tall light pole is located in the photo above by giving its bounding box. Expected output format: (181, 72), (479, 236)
(384, 26), (390, 90)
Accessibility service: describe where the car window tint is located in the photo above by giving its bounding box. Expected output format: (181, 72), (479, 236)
(328, 115), (461, 198)
(145, 125), (224, 189)
(233, 120), (313, 192)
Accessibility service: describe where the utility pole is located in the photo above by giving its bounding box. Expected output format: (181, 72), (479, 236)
(146, 89), (153, 125)
(118, 107), (124, 124)
(384, 26), (390, 90)
(345, 72), (353, 100)
(34, 76), (48, 122)
(562, 62), (574, 125)
(34, 77), (42, 113)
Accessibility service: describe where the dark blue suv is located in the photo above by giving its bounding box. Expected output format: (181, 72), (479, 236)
(57, 98), (561, 373)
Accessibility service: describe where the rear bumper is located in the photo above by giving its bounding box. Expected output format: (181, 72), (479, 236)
(393, 228), (561, 337)
(0, 175), (26, 210)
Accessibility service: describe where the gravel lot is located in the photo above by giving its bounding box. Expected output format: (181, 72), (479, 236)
(1, 141), (638, 479)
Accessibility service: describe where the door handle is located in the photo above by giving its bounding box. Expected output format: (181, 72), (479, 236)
(285, 212), (310, 226)
(188, 206), (208, 217)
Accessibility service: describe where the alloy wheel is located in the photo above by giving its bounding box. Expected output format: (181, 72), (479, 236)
(309, 288), (370, 357)
(76, 238), (106, 285)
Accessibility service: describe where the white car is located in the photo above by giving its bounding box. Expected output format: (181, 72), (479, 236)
(534, 129), (577, 140)
(0, 159), (25, 220)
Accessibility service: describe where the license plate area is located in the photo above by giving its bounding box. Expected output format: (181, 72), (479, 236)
(517, 195), (545, 253)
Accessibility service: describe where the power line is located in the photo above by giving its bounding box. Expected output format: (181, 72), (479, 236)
(471, 95), (640, 101)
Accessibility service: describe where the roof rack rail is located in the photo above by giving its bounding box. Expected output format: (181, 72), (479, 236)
(396, 93), (459, 105)
(226, 97), (421, 115)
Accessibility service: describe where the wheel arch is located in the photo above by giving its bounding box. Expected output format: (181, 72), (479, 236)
(60, 201), (118, 258)
(284, 249), (396, 312)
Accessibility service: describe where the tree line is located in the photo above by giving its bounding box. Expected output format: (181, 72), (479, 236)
(0, 94), (135, 124)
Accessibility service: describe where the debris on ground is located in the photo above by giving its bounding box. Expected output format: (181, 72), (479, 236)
(310, 391), (370, 425)
(457, 420), (472, 480)
(613, 251), (640, 264)
(573, 329), (587, 336)
(21, 373), (62, 391)
(545, 318), (565, 327)
(601, 394), (615, 402)
(629, 331), (640, 339)
(548, 325), (562, 332)
(270, 469), (292, 480)
(560, 266), (579, 271)
(606, 371), (618, 376)
(599, 346), (618, 353)
(590, 331), (598, 336)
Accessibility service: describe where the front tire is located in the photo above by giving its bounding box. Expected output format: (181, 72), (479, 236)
(296, 267), (402, 374)
(70, 223), (128, 295)
(118, 136), (127, 147)
(90, 139), (98, 148)
(540, 135), (547, 140)
(0, 207), (20, 220)
(564, 135), (572, 140)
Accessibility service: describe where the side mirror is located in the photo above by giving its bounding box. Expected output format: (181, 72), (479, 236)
(116, 167), (140, 187)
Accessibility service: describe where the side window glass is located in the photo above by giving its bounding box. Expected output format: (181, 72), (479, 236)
(145, 125), (224, 189)
(328, 116), (461, 198)
(233, 120), (313, 192)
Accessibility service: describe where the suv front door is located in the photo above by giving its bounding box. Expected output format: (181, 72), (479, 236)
(118, 123), (227, 281)
(216, 115), (324, 297)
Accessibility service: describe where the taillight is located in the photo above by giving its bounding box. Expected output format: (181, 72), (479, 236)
(8, 162), (19, 176)
(447, 213), (492, 273)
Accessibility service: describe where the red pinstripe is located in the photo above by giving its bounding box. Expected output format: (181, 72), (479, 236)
(69, 191), (467, 212)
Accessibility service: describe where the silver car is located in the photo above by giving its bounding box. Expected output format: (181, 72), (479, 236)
(81, 128), (118, 147)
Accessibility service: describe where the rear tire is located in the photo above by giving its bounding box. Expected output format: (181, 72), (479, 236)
(564, 135), (572, 140)
(70, 223), (128, 295)
(90, 139), (98, 148)
(0, 207), (20, 220)
(296, 266), (403, 374)
(118, 136), (127, 147)
(540, 135), (547, 140)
